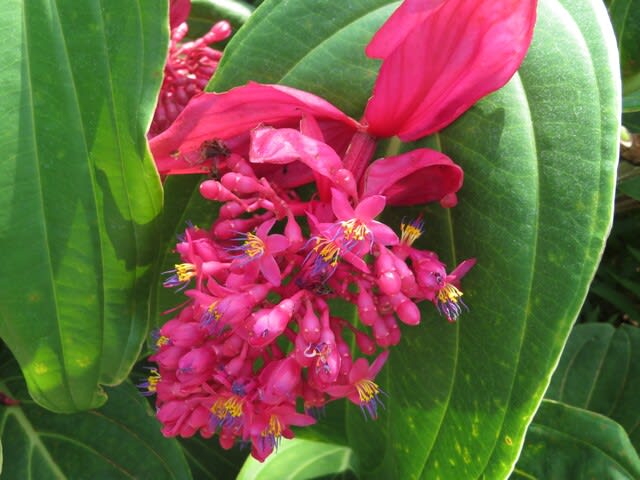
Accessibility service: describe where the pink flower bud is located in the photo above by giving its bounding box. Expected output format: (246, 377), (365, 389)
(300, 303), (321, 343)
(355, 330), (376, 355)
(259, 357), (301, 405)
(390, 293), (421, 325)
(171, 323), (206, 348)
(357, 287), (379, 326)
(200, 180), (238, 202)
(221, 172), (263, 195)
(220, 201), (246, 219)
(247, 297), (298, 348)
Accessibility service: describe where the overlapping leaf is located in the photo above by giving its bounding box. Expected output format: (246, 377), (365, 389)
(545, 323), (640, 449)
(236, 439), (356, 480)
(206, 0), (620, 478)
(512, 400), (640, 479)
(0, 352), (191, 479)
(0, 1), (166, 412)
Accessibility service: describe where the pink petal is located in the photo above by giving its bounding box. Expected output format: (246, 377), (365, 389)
(369, 350), (390, 378)
(150, 83), (360, 175)
(259, 255), (282, 287)
(364, 0), (537, 141)
(369, 221), (399, 246)
(362, 149), (463, 206)
(330, 188), (355, 221)
(449, 258), (476, 282)
(170, 0), (191, 29)
(348, 358), (370, 384)
(354, 195), (386, 221)
(256, 218), (276, 239)
(265, 234), (289, 254)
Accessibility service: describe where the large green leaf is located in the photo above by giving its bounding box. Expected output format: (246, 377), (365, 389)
(0, 352), (192, 479)
(236, 439), (357, 480)
(545, 323), (640, 449)
(0, 1), (166, 412)
(607, 0), (640, 94)
(512, 400), (640, 479)
(204, 0), (620, 477)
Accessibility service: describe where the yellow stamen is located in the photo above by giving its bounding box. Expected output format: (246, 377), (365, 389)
(211, 395), (244, 419)
(243, 232), (265, 257)
(437, 283), (463, 304)
(341, 218), (370, 242)
(146, 369), (161, 393)
(400, 219), (424, 246)
(175, 263), (197, 282)
(313, 237), (341, 267)
(355, 379), (380, 404)
(155, 335), (170, 348)
(263, 414), (283, 439)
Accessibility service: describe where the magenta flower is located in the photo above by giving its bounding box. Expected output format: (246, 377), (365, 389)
(228, 218), (289, 286)
(145, 0), (537, 462)
(363, 0), (538, 141)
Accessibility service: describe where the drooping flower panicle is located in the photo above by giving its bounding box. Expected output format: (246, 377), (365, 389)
(146, 0), (537, 462)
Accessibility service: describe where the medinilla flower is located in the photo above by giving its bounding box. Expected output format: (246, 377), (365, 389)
(150, 0), (232, 137)
(145, 0), (538, 461)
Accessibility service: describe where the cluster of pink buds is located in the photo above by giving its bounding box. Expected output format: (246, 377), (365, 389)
(149, 0), (231, 138)
(145, 147), (474, 461)
(145, 0), (537, 462)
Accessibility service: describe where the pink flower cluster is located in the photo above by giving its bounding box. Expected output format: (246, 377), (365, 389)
(149, 0), (231, 138)
(144, 0), (537, 462)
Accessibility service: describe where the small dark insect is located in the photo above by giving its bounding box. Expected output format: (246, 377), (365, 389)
(200, 139), (230, 159)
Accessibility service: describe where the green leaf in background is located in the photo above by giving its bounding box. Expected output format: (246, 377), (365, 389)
(623, 111), (640, 131)
(545, 323), (640, 449)
(0, 1), (166, 412)
(512, 400), (640, 479)
(180, 436), (247, 480)
(188, 0), (254, 39)
(0, 352), (192, 479)
(623, 89), (640, 112)
(150, 175), (219, 329)
(619, 175), (640, 201)
(607, 0), (640, 95)
(199, 0), (620, 477)
(237, 438), (357, 480)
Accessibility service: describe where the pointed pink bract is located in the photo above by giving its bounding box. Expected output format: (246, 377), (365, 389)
(364, 0), (537, 141)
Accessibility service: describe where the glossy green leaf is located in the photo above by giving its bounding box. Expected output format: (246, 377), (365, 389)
(607, 0), (640, 94)
(512, 400), (640, 479)
(206, 0), (620, 477)
(545, 323), (640, 449)
(189, 0), (254, 39)
(150, 175), (218, 329)
(0, 353), (192, 479)
(237, 439), (357, 480)
(0, 1), (165, 412)
(179, 436), (247, 480)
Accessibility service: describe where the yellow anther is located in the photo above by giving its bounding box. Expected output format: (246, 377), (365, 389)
(211, 395), (243, 419)
(341, 218), (369, 242)
(313, 237), (341, 267)
(264, 414), (283, 438)
(438, 283), (463, 304)
(175, 263), (197, 282)
(146, 369), (161, 393)
(242, 232), (265, 257)
(400, 219), (424, 246)
(155, 335), (170, 348)
(225, 396), (243, 417)
(355, 379), (380, 404)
